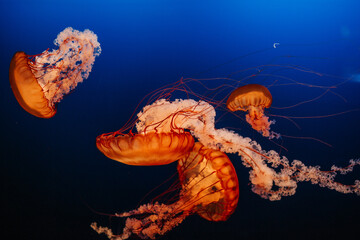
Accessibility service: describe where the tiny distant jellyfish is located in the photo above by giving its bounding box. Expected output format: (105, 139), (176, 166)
(9, 27), (101, 118)
(91, 142), (239, 239)
(226, 84), (278, 138)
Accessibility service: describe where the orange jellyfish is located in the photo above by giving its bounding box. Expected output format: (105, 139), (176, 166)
(96, 131), (195, 166)
(91, 142), (239, 239)
(226, 84), (276, 138)
(9, 27), (101, 118)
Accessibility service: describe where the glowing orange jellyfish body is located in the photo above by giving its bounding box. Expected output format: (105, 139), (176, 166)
(9, 52), (57, 118)
(177, 142), (239, 221)
(91, 142), (239, 239)
(96, 132), (195, 166)
(227, 84), (274, 137)
(9, 27), (101, 118)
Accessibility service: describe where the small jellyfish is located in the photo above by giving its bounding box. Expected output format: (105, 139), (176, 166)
(226, 84), (275, 137)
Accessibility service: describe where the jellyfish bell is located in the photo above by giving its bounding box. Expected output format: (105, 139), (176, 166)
(9, 52), (57, 118)
(177, 142), (239, 221)
(91, 142), (239, 239)
(96, 131), (195, 166)
(226, 84), (276, 138)
(9, 27), (101, 118)
(226, 84), (273, 114)
(95, 98), (217, 166)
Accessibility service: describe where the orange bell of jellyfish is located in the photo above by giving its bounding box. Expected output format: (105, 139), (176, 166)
(177, 142), (239, 221)
(96, 132), (195, 166)
(226, 84), (273, 137)
(226, 83), (272, 117)
(9, 52), (56, 118)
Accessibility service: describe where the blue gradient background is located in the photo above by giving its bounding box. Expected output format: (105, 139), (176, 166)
(1, 1), (359, 239)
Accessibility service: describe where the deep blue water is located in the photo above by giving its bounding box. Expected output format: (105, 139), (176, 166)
(1, 1), (359, 240)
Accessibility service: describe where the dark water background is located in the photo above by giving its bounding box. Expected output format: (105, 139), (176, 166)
(1, 1), (359, 239)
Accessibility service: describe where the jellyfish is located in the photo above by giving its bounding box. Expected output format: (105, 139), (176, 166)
(9, 27), (101, 118)
(226, 84), (277, 138)
(96, 131), (195, 166)
(134, 98), (360, 200)
(91, 142), (239, 239)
